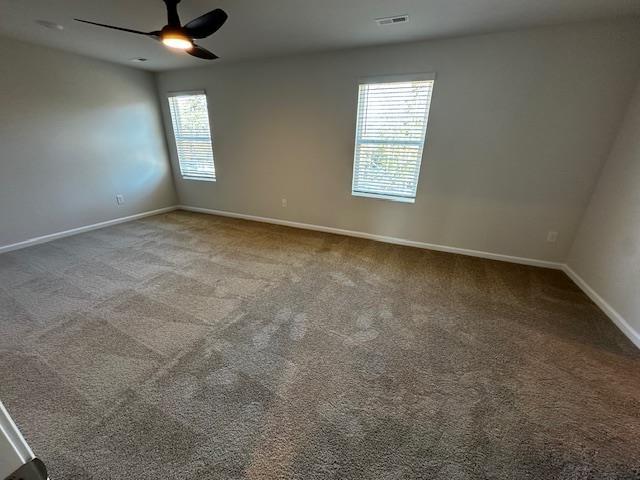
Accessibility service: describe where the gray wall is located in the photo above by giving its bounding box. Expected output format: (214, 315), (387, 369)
(567, 79), (640, 338)
(157, 20), (640, 263)
(0, 35), (176, 247)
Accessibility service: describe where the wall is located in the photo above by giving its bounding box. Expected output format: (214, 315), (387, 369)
(157, 19), (640, 263)
(567, 79), (640, 345)
(0, 35), (176, 247)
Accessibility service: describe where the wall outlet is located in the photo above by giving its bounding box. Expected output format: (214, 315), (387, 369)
(546, 231), (558, 243)
(116, 194), (125, 205)
(281, 198), (287, 208)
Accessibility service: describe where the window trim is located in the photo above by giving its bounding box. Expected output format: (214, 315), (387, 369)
(351, 72), (436, 203)
(356, 72), (436, 85)
(167, 90), (209, 97)
(351, 191), (416, 204)
(167, 90), (216, 182)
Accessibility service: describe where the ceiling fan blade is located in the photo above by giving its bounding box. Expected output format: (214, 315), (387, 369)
(188, 44), (219, 60)
(184, 9), (228, 39)
(74, 19), (158, 37)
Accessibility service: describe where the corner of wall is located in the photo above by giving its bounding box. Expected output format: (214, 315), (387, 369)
(151, 71), (180, 204)
(562, 75), (640, 350)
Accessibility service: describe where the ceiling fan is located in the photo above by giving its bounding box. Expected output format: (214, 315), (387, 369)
(75, 0), (228, 60)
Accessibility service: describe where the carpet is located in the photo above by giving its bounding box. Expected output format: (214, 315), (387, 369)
(1, 210), (639, 479)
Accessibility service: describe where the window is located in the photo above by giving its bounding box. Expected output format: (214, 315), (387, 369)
(352, 75), (435, 203)
(168, 92), (216, 181)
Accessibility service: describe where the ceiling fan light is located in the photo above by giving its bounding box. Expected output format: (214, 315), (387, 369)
(162, 33), (192, 50)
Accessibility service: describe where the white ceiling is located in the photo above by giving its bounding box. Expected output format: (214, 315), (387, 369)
(1, 0), (639, 71)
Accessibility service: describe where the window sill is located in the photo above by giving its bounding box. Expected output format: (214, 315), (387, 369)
(182, 176), (216, 182)
(351, 191), (415, 204)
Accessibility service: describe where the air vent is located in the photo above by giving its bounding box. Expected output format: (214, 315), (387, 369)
(376, 15), (409, 26)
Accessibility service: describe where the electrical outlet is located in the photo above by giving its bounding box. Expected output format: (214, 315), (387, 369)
(116, 194), (125, 205)
(281, 198), (287, 208)
(547, 231), (558, 243)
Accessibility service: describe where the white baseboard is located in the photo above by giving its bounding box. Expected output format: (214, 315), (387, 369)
(181, 205), (639, 349)
(3, 202), (636, 349)
(179, 205), (563, 270)
(562, 264), (640, 349)
(0, 206), (179, 254)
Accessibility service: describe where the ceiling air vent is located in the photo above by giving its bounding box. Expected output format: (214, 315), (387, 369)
(376, 15), (409, 26)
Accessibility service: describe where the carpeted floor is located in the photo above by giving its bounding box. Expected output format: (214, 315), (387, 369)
(1, 210), (639, 479)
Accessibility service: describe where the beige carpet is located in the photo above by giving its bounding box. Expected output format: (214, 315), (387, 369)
(1, 210), (639, 479)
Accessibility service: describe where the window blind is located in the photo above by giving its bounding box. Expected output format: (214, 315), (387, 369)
(168, 92), (216, 181)
(352, 78), (434, 202)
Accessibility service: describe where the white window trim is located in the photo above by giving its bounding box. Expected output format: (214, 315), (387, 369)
(352, 191), (416, 204)
(351, 72), (436, 204)
(167, 90), (216, 182)
(167, 90), (208, 97)
(356, 72), (436, 85)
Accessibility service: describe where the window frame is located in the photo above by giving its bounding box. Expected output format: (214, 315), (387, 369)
(167, 90), (217, 182)
(351, 73), (436, 203)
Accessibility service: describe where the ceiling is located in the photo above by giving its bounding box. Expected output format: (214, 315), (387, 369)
(1, 0), (639, 71)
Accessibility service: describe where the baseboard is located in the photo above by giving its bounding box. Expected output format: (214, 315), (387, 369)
(179, 205), (563, 270)
(0, 206), (179, 254)
(4, 203), (635, 348)
(181, 205), (639, 349)
(562, 264), (640, 349)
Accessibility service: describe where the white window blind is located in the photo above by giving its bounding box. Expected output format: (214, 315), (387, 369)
(352, 76), (434, 202)
(168, 92), (216, 181)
